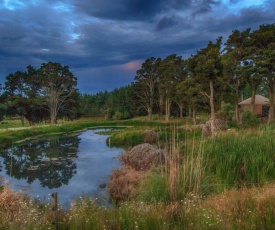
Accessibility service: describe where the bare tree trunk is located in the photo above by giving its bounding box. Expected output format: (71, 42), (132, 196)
(165, 98), (171, 121)
(251, 89), (256, 113)
(159, 94), (164, 120)
(192, 109), (197, 125)
(235, 104), (240, 123)
(20, 114), (24, 127)
(50, 108), (57, 124)
(234, 82), (240, 123)
(148, 107), (153, 120)
(268, 79), (275, 123)
(209, 80), (216, 135)
(189, 107), (192, 117)
(179, 104), (183, 118)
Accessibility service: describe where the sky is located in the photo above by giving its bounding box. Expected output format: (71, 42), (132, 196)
(0, 0), (274, 94)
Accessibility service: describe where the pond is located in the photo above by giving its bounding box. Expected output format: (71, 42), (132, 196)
(0, 129), (124, 208)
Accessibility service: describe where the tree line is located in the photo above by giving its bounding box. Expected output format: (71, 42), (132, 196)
(0, 62), (78, 125)
(1, 23), (274, 129)
(79, 24), (275, 125)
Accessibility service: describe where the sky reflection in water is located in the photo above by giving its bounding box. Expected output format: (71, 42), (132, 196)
(0, 129), (124, 208)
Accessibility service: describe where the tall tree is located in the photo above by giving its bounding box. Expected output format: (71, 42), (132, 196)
(4, 71), (28, 126)
(158, 54), (184, 121)
(223, 28), (251, 122)
(174, 59), (188, 118)
(134, 57), (161, 120)
(189, 37), (223, 135)
(251, 24), (275, 122)
(38, 62), (78, 124)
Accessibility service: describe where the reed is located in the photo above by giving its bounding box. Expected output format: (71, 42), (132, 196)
(1, 121), (275, 229)
(136, 126), (207, 203)
(204, 130), (275, 191)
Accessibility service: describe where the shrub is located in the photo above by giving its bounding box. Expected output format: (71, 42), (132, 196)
(241, 108), (259, 127)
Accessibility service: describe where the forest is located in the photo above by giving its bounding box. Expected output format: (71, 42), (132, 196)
(1, 24), (275, 128)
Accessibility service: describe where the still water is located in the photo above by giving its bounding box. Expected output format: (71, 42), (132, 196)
(0, 129), (124, 208)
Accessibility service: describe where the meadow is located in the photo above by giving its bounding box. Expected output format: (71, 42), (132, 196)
(1, 117), (275, 229)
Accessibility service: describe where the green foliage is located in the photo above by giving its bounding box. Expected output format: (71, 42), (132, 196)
(3, 62), (78, 126)
(0, 104), (7, 122)
(106, 108), (114, 119)
(137, 169), (170, 202)
(216, 102), (234, 126)
(204, 131), (275, 190)
(241, 108), (260, 127)
(134, 57), (161, 119)
(113, 111), (123, 120)
(110, 129), (144, 146)
(2, 120), (275, 229)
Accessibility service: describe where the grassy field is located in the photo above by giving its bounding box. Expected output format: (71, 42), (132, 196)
(1, 116), (275, 229)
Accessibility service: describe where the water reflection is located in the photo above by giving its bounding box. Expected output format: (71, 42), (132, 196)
(1, 134), (80, 188)
(0, 130), (123, 207)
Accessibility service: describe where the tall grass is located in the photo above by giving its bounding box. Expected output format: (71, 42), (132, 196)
(0, 183), (53, 230)
(137, 126), (206, 203)
(1, 124), (275, 229)
(136, 125), (275, 203)
(204, 130), (275, 191)
(2, 182), (275, 229)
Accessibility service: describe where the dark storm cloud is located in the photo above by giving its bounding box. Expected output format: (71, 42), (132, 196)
(156, 16), (178, 31)
(0, 0), (275, 93)
(74, 0), (186, 21)
(74, 0), (219, 21)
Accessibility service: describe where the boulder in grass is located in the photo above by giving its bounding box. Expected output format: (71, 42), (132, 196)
(202, 119), (227, 137)
(122, 143), (165, 171)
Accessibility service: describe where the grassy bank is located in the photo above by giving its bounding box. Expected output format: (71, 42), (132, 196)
(0, 118), (150, 147)
(1, 183), (275, 229)
(0, 117), (192, 148)
(1, 118), (275, 229)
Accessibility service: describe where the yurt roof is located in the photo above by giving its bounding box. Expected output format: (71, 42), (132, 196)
(238, 95), (269, 105)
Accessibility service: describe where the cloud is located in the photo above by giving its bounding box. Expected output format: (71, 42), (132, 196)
(119, 61), (142, 71)
(156, 16), (179, 31)
(0, 0), (274, 93)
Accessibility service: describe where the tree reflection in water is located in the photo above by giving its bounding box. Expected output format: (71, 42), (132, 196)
(0, 134), (80, 189)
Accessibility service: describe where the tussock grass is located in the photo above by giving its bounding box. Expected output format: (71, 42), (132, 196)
(2, 182), (275, 229)
(0, 183), (53, 230)
(1, 119), (275, 229)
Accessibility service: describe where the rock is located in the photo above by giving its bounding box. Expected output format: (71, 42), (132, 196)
(202, 123), (211, 137)
(202, 119), (227, 137)
(122, 143), (165, 171)
(143, 130), (158, 143)
(99, 183), (107, 189)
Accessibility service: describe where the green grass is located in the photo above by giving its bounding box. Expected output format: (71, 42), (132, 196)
(2, 184), (275, 229)
(204, 130), (275, 190)
(2, 117), (275, 229)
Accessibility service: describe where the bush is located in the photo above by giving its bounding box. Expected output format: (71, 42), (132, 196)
(241, 108), (259, 127)
(113, 111), (124, 120)
(216, 102), (234, 125)
(0, 104), (7, 122)
(112, 111), (131, 120)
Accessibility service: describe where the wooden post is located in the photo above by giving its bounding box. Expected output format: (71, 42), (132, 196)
(52, 192), (58, 230)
